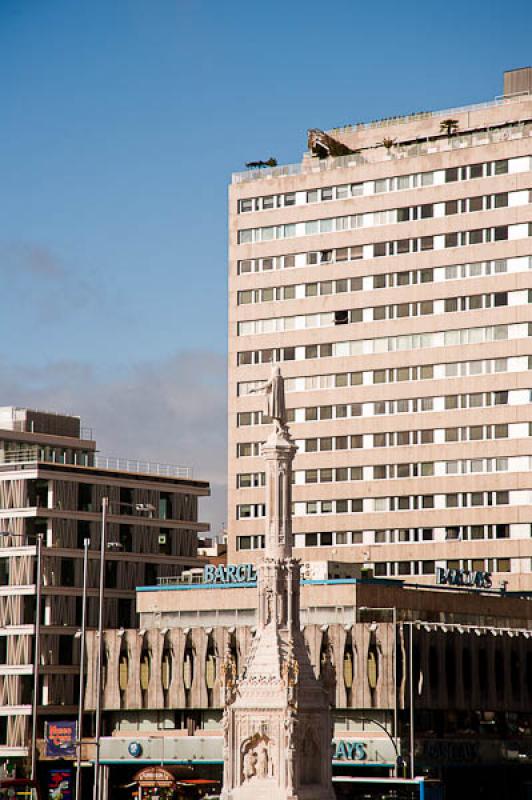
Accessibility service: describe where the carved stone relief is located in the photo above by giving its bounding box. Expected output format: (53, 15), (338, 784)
(241, 734), (273, 783)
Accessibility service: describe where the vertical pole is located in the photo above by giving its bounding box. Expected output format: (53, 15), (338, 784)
(30, 532), (44, 781)
(93, 497), (108, 800)
(409, 622), (415, 779)
(76, 538), (90, 799)
(287, 563), (293, 629)
(101, 765), (109, 800)
(393, 607), (398, 777)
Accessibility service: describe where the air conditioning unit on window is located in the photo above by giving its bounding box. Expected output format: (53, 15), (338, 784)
(158, 534), (167, 545)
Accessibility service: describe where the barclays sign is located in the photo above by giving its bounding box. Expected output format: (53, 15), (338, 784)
(203, 564), (257, 584)
(333, 740), (367, 761)
(101, 735), (391, 765)
(436, 567), (492, 589)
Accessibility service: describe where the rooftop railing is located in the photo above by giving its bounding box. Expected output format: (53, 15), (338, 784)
(0, 450), (193, 479)
(157, 573), (205, 586)
(232, 99), (532, 184)
(93, 455), (192, 479)
(329, 91), (532, 136)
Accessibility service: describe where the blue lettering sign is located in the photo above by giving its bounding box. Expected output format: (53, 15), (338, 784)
(333, 740), (367, 761)
(345, 741), (357, 759)
(203, 565), (216, 583)
(334, 741), (347, 760)
(203, 564), (257, 585)
(354, 743), (367, 760)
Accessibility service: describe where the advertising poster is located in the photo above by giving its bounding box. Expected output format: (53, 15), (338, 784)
(48, 768), (73, 800)
(45, 720), (77, 758)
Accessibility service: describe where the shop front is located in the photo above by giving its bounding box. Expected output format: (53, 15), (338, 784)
(129, 766), (220, 799)
(417, 737), (532, 798)
(99, 733), (396, 797)
(133, 766), (175, 799)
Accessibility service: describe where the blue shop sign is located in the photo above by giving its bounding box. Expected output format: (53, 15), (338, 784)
(203, 564), (257, 584)
(333, 740), (367, 761)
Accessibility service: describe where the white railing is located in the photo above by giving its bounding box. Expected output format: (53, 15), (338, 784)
(157, 573), (204, 586)
(93, 455), (192, 479)
(330, 91), (532, 135)
(0, 450), (193, 479)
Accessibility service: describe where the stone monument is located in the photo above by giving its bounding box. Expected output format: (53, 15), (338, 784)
(221, 366), (335, 800)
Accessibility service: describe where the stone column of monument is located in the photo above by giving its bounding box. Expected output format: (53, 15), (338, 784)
(221, 366), (335, 800)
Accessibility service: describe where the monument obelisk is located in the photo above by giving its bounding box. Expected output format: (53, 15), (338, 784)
(221, 366), (335, 800)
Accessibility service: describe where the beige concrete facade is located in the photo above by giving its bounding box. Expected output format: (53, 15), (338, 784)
(228, 72), (532, 590)
(74, 580), (532, 789)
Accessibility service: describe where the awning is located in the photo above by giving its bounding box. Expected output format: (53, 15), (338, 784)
(176, 780), (219, 786)
(133, 766), (176, 788)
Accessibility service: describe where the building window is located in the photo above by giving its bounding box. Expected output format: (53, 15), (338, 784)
(237, 537), (252, 550)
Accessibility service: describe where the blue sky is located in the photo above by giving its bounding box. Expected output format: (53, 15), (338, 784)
(0, 0), (531, 530)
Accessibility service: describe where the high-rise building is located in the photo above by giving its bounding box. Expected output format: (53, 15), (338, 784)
(228, 67), (532, 590)
(0, 406), (209, 764)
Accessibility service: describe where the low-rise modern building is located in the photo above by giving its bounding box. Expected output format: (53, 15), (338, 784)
(0, 407), (210, 772)
(75, 570), (532, 799)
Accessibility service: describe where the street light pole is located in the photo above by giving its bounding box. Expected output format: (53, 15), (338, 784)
(352, 715), (400, 762)
(409, 622), (415, 780)
(93, 497), (108, 800)
(358, 606), (399, 775)
(30, 532), (44, 782)
(91, 499), (154, 800)
(75, 538), (90, 800)
(392, 606), (398, 776)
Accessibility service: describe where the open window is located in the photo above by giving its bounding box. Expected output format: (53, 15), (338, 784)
(334, 310), (349, 326)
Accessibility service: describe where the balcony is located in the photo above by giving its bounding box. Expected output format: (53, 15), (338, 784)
(0, 449), (193, 479)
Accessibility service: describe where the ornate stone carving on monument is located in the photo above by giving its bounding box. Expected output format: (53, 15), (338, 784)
(221, 365), (335, 800)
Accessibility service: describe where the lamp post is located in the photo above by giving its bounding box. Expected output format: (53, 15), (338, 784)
(92, 499), (155, 800)
(351, 715), (400, 764)
(92, 496), (108, 800)
(75, 537), (90, 800)
(357, 606), (399, 775)
(408, 622), (415, 780)
(30, 532), (44, 783)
